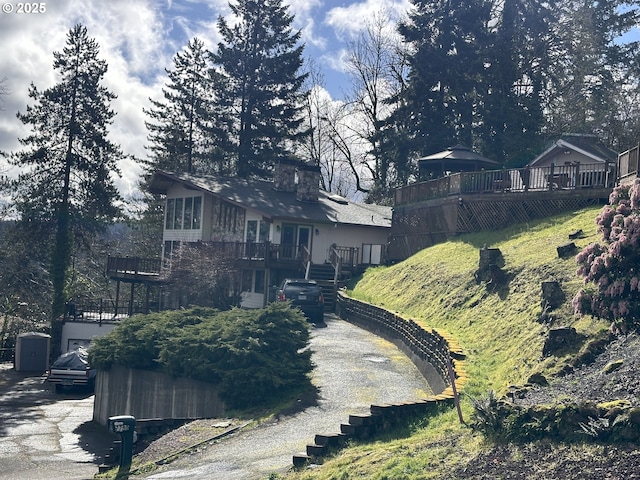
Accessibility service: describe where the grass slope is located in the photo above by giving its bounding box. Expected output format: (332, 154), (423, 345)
(286, 206), (611, 480)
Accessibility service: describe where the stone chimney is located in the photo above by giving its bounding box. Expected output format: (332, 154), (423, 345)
(296, 164), (321, 202)
(273, 158), (299, 192)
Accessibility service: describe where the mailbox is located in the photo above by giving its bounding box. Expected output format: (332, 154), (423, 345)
(108, 415), (136, 477)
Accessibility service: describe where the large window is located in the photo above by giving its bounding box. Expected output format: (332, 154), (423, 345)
(246, 219), (270, 242)
(165, 196), (202, 230)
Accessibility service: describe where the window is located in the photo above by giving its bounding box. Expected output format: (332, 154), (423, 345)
(246, 219), (270, 243)
(241, 270), (252, 292)
(184, 198), (192, 229)
(173, 198), (183, 229)
(247, 220), (258, 243)
(192, 197), (202, 229)
(165, 196), (202, 230)
(218, 202), (238, 233)
(165, 199), (175, 229)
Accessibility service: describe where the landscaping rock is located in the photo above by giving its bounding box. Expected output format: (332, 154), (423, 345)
(541, 281), (565, 310)
(556, 242), (577, 258)
(543, 326), (579, 355)
(603, 359), (624, 374)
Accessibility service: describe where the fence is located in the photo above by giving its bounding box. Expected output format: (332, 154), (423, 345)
(395, 162), (615, 206)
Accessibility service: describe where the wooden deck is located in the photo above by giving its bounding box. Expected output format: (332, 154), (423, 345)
(389, 185), (612, 262)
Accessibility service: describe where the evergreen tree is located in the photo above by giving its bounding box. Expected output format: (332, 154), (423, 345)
(144, 38), (231, 176)
(3, 24), (122, 357)
(544, 0), (640, 147)
(478, 0), (552, 164)
(212, 0), (309, 179)
(397, 0), (494, 156)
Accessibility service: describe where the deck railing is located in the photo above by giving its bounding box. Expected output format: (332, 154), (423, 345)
(395, 162), (615, 206)
(106, 256), (162, 277)
(619, 145), (639, 182)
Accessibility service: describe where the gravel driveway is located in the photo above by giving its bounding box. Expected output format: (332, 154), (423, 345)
(139, 314), (434, 479)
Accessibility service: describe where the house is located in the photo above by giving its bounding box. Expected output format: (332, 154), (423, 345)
(145, 159), (392, 309)
(526, 134), (617, 189)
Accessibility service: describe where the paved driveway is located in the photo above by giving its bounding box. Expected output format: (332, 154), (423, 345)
(0, 364), (114, 480)
(0, 315), (433, 480)
(142, 314), (433, 479)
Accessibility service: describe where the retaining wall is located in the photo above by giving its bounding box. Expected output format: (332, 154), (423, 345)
(293, 291), (469, 467)
(93, 364), (226, 426)
(336, 291), (467, 397)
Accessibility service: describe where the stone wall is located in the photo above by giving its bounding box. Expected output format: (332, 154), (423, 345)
(294, 291), (469, 466)
(93, 364), (226, 426)
(335, 291), (467, 397)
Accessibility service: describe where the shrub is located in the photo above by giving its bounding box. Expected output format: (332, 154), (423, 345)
(89, 303), (313, 409)
(573, 179), (640, 330)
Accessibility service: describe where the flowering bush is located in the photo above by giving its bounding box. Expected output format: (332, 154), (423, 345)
(573, 179), (640, 329)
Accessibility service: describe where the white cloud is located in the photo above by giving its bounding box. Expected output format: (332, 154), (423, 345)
(324, 0), (409, 40)
(1, 0), (378, 206)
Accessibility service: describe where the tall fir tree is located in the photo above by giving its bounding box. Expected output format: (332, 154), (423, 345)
(212, 0), (309, 179)
(144, 37), (231, 177)
(544, 0), (640, 148)
(4, 24), (122, 357)
(397, 0), (494, 156)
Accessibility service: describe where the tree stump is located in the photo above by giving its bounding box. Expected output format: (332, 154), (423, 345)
(541, 281), (565, 310)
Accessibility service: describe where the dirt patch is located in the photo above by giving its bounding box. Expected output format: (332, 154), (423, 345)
(444, 332), (640, 479)
(132, 418), (248, 469)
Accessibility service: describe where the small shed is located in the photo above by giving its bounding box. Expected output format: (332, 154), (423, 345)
(14, 332), (51, 372)
(418, 145), (500, 180)
(527, 134), (617, 168)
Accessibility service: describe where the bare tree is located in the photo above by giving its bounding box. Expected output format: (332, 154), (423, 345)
(343, 11), (412, 203)
(297, 61), (357, 197)
(163, 242), (241, 309)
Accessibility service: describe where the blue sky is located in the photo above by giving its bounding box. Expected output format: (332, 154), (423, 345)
(0, 0), (637, 201)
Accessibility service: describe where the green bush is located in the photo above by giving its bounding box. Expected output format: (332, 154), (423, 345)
(89, 303), (313, 409)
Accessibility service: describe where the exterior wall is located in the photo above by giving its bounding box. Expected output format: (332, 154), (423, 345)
(311, 224), (389, 264)
(93, 364), (226, 426)
(240, 291), (265, 309)
(532, 149), (603, 168)
(61, 321), (118, 353)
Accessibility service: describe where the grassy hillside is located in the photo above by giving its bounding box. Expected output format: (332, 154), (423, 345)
(286, 205), (611, 479)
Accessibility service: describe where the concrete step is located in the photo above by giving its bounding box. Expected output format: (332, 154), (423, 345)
(292, 453), (311, 468)
(306, 443), (327, 456)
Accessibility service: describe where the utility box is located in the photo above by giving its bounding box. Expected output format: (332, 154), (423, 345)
(14, 332), (51, 372)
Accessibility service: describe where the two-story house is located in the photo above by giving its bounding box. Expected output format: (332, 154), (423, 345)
(146, 159), (392, 309)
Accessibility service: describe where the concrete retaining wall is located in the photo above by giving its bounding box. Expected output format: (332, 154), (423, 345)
(93, 364), (226, 426)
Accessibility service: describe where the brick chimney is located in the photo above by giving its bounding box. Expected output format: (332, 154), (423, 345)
(296, 164), (321, 202)
(273, 158), (299, 192)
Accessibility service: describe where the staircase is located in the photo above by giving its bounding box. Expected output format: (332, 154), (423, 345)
(308, 264), (340, 312)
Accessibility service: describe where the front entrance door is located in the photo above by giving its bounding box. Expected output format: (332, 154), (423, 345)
(281, 224), (312, 260)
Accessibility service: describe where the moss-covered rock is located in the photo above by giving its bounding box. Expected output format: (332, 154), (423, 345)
(602, 359), (624, 374)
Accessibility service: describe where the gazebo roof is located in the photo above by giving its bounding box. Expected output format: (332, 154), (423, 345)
(418, 145), (500, 175)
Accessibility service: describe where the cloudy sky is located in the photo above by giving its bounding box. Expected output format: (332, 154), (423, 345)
(0, 0), (409, 203)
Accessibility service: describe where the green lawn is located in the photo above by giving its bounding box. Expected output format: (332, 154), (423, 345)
(286, 206), (611, 480)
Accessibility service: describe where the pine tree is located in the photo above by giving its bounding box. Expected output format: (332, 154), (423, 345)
(3, 24), (122, 357)
(397, 0), (493, 156)
(212, 0), (309, 179)
(144, 38), (231, 177)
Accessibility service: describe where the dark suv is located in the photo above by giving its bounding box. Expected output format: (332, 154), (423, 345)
(276, 278), (324, 323)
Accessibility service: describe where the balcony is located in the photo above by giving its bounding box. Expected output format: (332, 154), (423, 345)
(395, 162), (616, 206)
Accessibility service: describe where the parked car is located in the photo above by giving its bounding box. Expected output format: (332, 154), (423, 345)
(276, 278), (325, 323)
(47, 347), (96, 393)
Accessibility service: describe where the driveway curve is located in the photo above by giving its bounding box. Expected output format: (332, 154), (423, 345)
(142, 314), (434, 479)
